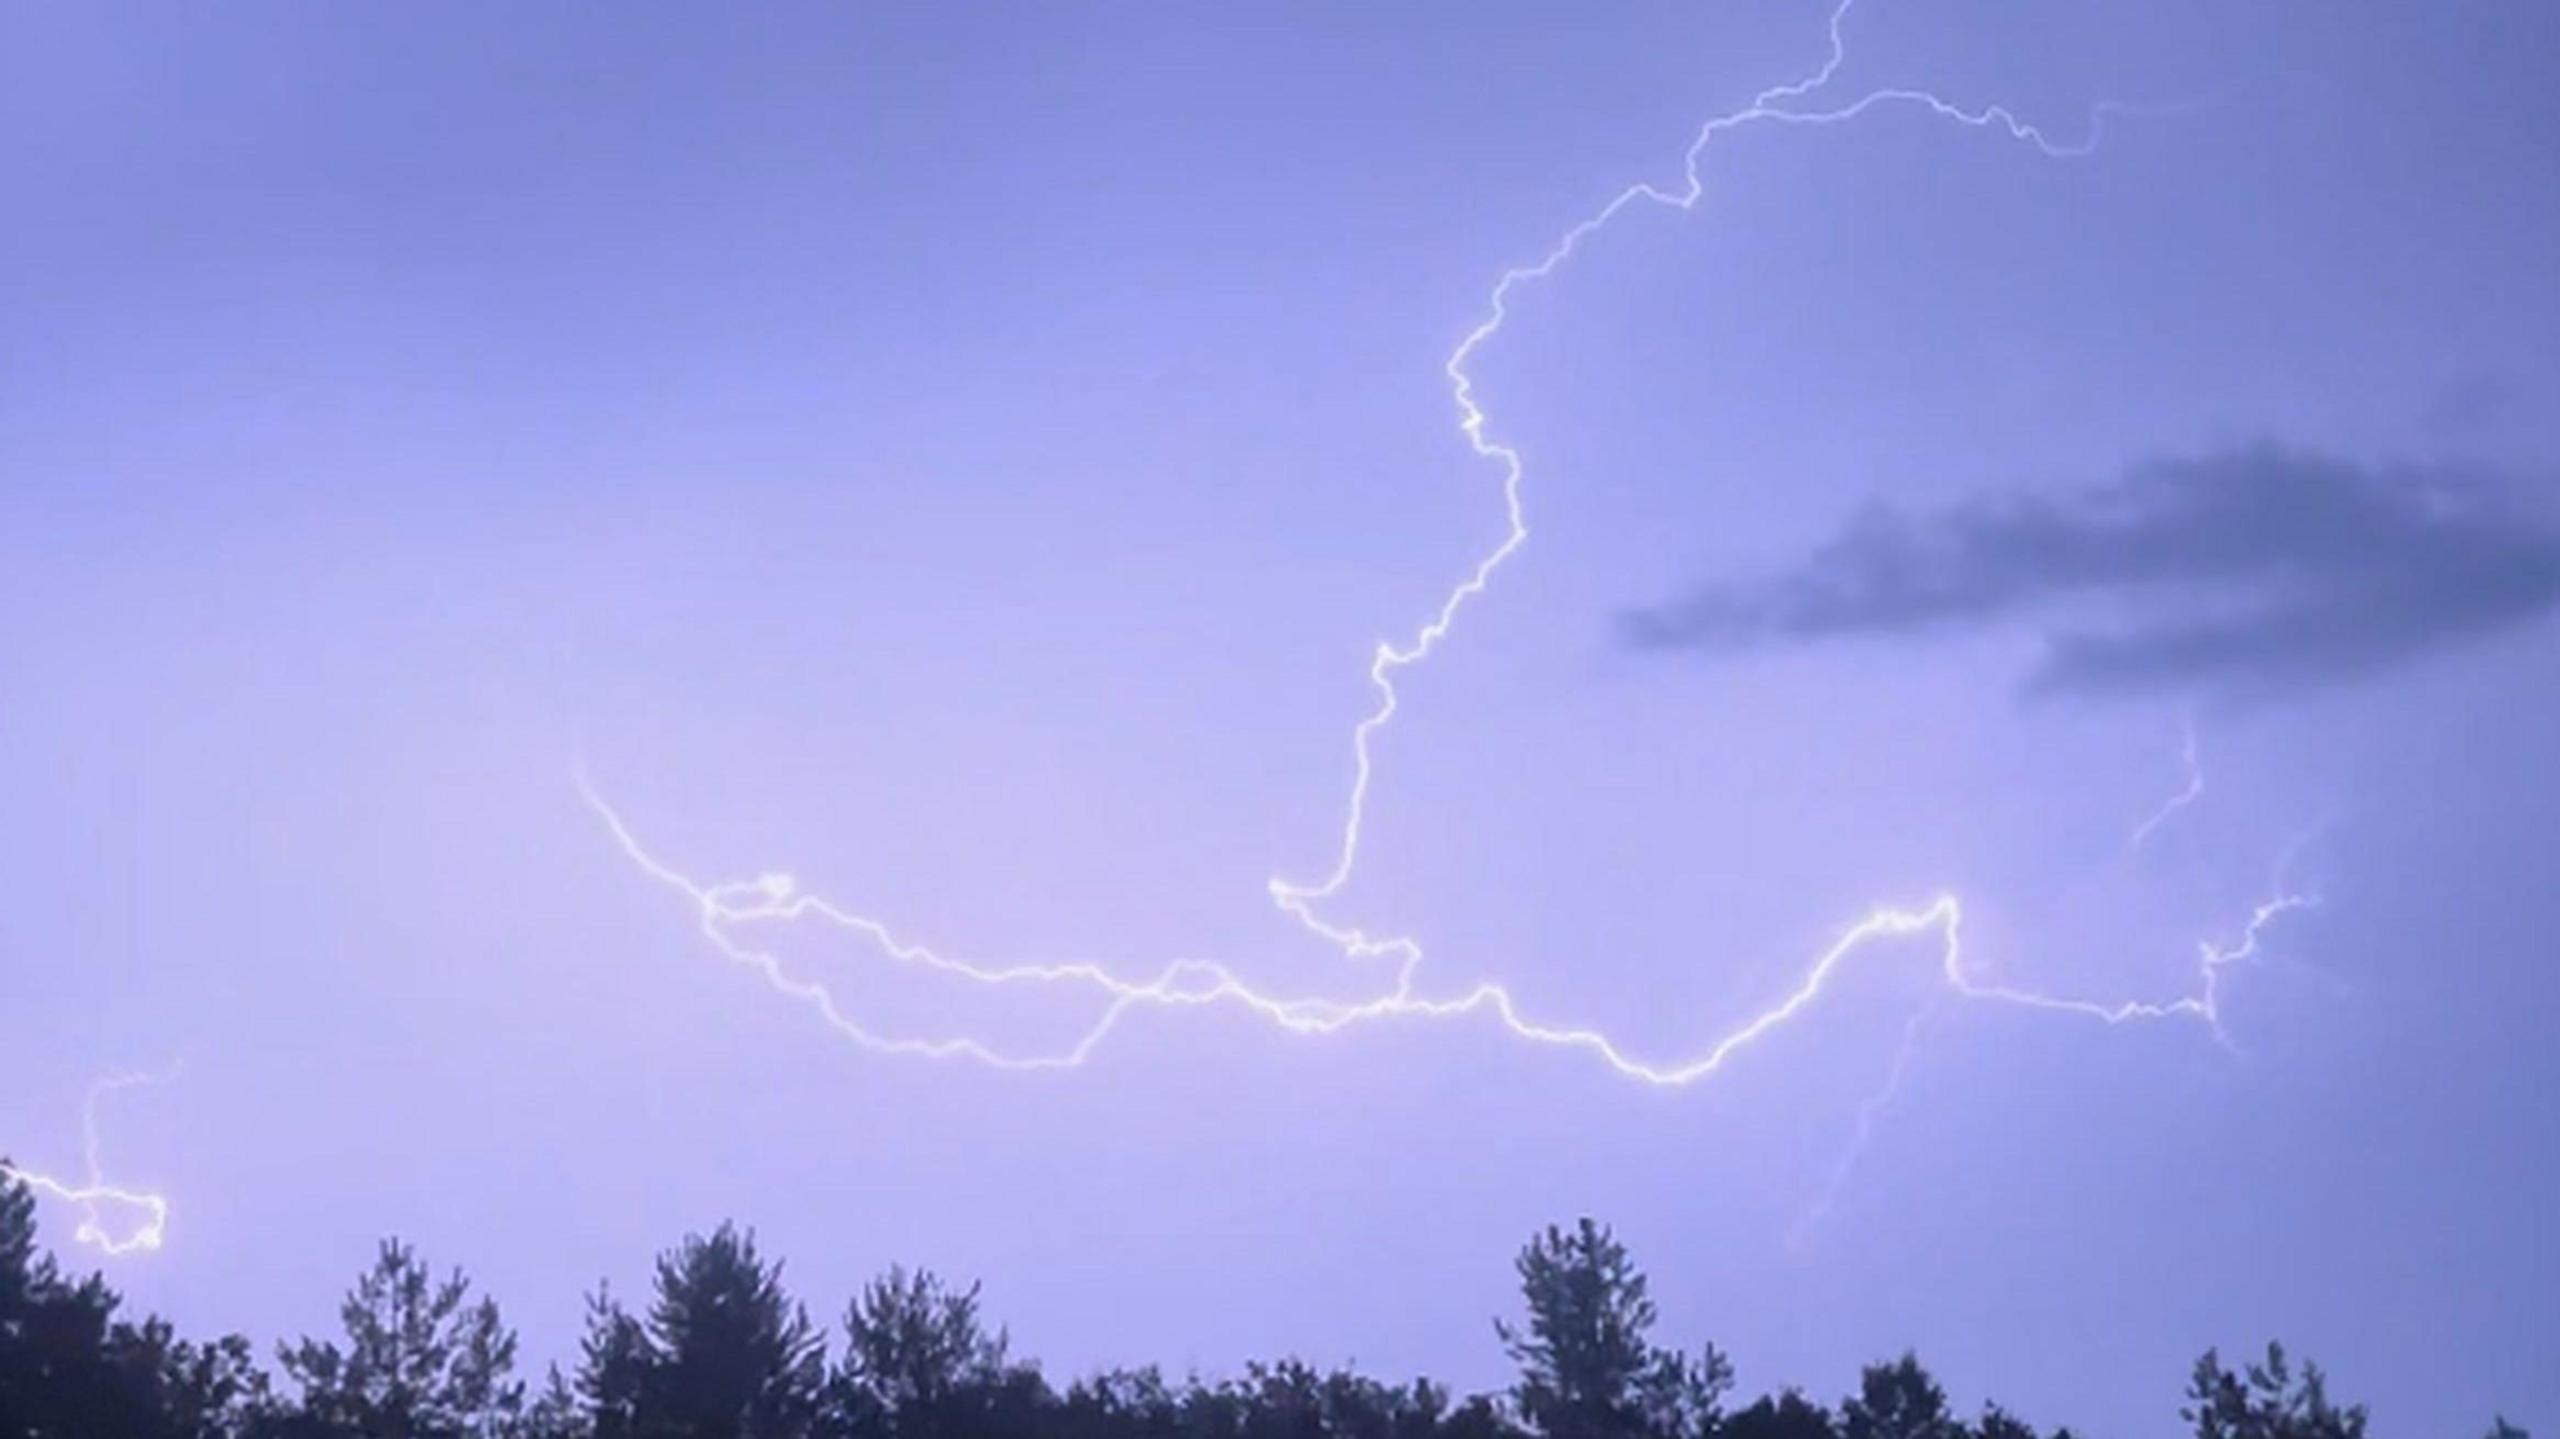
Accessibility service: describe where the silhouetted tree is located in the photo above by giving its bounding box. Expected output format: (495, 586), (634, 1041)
(1053, 1366), (1186, 1439)
(1, 1170), (273, 1438)
(0, 1179), (2446, 1439)
(1, 1171), (127, 1432)
(1497, 1219), (1730, 1439)
(114, 1319), (273, 1439)
(1724, 1392), (1840, 1439)
(276, 1238), (523, 1439)
(1436, 1393), (1528, 1439)
(577, 1223), (824, 1439)
(1970, 1404), (2039, 1439)
(2, 1170), (128, 1432)
(517, 1366), (585, 1439)
(831, 1266), (1046, 1438)
(1216, 1359), (1472, 1439)
(580, 1285), (657, 1439)
(1841, 1355), (1957, 1439)
(2182, 1344), (2367, 1439)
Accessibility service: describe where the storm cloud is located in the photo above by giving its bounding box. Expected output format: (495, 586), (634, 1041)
(1618, 445), (2560, 697)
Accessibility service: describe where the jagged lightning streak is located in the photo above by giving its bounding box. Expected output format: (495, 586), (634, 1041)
(0, 1069), (176, 1257)
(2130, 715), (2205, 850)
(1266, 0), (2146, 989)
(1784, 876), (2315, 1246)
(586, 778), (2308, 1081)
(1792, 822), (2319, 1245)
(587, 1), (2295, 1090)
(583, 773), (1974, 1081)
(1790, 1007), (1936, 1251)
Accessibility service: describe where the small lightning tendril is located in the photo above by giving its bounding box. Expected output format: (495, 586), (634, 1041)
(2130, 715), (2206, 850)
(586, 2), (2301, 1099)
(0, 1068), (176, 1258)
(1790, 1007), (1936, 1251)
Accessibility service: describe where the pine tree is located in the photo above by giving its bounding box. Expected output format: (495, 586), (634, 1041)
(276, 1238), (524, 1438)
(2182, 1343), (2368, 1439)
(1841, 1355), (1958, 1439)
(576, 1223), (823, 1438)
(1497, 1219), (1730, 1439)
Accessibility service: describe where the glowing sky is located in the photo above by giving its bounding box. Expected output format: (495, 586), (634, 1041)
(4, 3), (2555, 1435)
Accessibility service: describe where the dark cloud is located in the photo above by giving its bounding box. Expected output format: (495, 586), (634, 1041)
(1617, 444), (2560, 697)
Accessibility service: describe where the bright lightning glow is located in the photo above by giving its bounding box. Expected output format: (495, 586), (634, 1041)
(1265, 0), (2152, 990)
(586, 2), (2300, 1097)
(0, 1069), (176, 1258)
(580, 782), (2312, 1084)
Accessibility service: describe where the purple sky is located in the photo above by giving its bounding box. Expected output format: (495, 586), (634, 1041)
(5, 2), (2556, 1434)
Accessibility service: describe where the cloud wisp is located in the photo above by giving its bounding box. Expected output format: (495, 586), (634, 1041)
(1618, 445), (2560, 697)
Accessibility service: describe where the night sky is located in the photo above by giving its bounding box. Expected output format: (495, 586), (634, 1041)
(5, 3), (2555, 1435)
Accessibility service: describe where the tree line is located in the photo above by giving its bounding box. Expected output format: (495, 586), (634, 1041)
(0, 1173), (2521, 1439)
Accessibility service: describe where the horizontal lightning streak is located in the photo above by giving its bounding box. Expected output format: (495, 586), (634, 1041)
(581, 778), (2308, 1085)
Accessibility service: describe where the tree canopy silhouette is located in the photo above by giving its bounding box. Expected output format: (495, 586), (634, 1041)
(578, 1222), (825, 1439)
(1497, 1218), (1731, 1439)
(1842, 1355), (1958, 1439)
(2182, 1343), (2370, 1439)
(0, 1171), (2525, 1439)
(274, 1238), (524, 1438)
(0, 1171), (268, 1437)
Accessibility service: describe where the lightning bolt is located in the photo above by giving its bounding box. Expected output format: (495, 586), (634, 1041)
(584, 5), (2300, 1099)
(1, 1068), (177, 1258)
(1788, 823), (2319, 1246)
(1266, 0), (2146, 990)
(1790, 1006), (1936, 1251)
(584, 779), (2309, 1081)
(2130, 715), (2206, 850)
